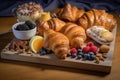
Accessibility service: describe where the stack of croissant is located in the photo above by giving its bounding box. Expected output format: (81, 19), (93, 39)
(35, 3), (116, 59)
(56, 4), (116, 31)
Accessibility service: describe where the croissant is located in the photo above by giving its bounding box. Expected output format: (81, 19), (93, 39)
(60, 23), (87, 48)
(57, 3), (85, 22)
(55, 4), (116, 31)
(44, 28), (69, 59)
(77, 9), (116, 31)
(36, 18), (66, 36)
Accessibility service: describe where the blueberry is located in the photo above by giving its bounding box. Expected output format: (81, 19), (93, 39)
(77, 48), (82, 52)
(78, 52), (83, 56)
(77, 55), (82, 59)
(83, 54), (88, 60)
(86, 54), (91, 60)
(67, 52), (71, 57)
(39, 49), (46, 55)
(88, 52), (94, 55)
(72, 53), (77, 58)
(46, 49), (53, 54)
(90, 55), (96, 60)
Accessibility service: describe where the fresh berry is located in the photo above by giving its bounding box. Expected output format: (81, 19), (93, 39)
(89, 46), (98, 53)
(78, 51), (83, 56)
(83, 54), (88, 60)
(82, 46), (90, 53)
(88, 52), (94, 55)
(70, 48), (78, 54)
(16, 24), (29, 31)
(25, 21), (36, 29)
(67, 52), (71, 57)
(46, 49), (53, 54)
(72, 53), (77, 58)
(86, 54), (91, 60)
(77, 48), (82, 52)
(39, 49), (46, 55)
(90, 54), (96, 60)
(87, 42), (94, 47)
(77, 55), (82, 59)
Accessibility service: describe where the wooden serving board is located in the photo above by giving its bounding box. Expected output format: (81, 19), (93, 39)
(1, 27), (117, 73)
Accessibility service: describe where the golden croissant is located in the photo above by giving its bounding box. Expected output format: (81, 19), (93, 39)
(36, 18), (66, 36)
(60, 23), (87, 48)
(77, 9), (116, 31)
(44, 28), (69, 59)
(55, 4), (116, 31)
(56, 3), (85, 22)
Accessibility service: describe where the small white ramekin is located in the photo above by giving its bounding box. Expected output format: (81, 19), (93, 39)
(12, 22), (36, 40)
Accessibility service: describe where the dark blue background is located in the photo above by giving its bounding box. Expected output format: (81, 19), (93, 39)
(0, 0), (120, 16)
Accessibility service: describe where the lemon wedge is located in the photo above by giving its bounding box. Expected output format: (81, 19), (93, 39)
(29, 36), (44, 53)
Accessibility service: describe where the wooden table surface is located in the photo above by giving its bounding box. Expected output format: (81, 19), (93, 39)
(0, 15), (120, 80)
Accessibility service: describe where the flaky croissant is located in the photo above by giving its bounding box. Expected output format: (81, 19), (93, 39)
(44, 28), (69, 59)
(60, 23), (87, 48)
(57, 3), (85, 22)
(77, 9), (116, 31)
(36, 18), (66, 36)
(55, 4), (116, 31)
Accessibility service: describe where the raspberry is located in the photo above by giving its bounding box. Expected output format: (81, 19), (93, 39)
(87, 42), (94, 47)
(70, 48), (78, 54)
(89, 46), (98, 53)
(82, 46), (90, 53)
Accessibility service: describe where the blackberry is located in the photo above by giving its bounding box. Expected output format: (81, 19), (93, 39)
(25, 21), (36, 29)
(16, 24), (29, 31)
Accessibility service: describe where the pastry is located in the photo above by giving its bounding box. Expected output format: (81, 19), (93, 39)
(60, 23), (87, 48)
(56, 3), (85, 22)
(77, 9), (116, 31)
(86, 26), (114, 44)
(55, 4), (116, 31)
(44, 28), (69, 59)
(36, 21), (86, 48)
(36, 18), (66, 36)
(16, 2), (43, 22)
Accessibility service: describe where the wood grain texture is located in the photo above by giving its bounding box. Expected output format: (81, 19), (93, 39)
(0, 15), (120, 80)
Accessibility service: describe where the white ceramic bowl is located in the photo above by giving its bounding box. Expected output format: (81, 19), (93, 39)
(12, 22), (36, 40)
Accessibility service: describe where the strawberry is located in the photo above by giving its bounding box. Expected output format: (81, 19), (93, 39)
(82, 46), (90, 53)
(87, 42), (94, 47)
